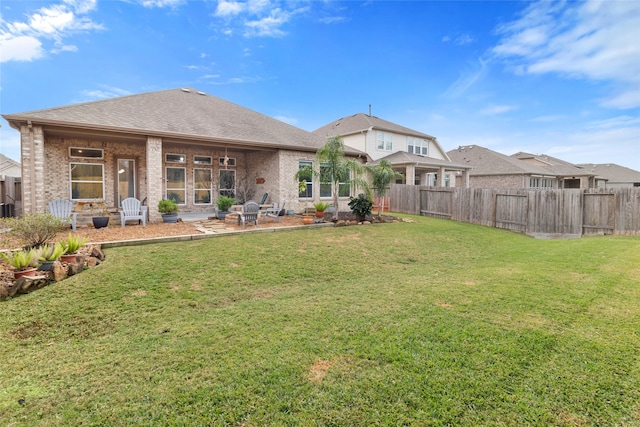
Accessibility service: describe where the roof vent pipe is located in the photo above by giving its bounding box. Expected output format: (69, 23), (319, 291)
(369, 104), (372, 116)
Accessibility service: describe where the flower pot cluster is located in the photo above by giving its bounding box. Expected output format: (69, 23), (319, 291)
(1, 234), (88, 280)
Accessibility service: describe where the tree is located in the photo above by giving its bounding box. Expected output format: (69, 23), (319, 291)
(366, 159), (402, 217)
(298, 136), (368, 221)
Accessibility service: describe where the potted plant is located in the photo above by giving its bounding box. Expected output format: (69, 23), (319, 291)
(38, 242), (65, 271)
(60, 234), (88, 263)
(216, 195), (235, 220)
(158, 199), (179, 223)
(313, 201), (330, 219)
(88, 202), (110, 229)
(1, 248), (39, 279)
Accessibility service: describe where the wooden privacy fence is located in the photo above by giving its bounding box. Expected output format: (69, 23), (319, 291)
(388, 185), (640, 236)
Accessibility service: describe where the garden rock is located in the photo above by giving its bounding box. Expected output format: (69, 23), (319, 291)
(67, 256), (86, 276)
(51, 261), (67, 282)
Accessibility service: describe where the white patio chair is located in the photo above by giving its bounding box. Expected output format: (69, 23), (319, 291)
(119, 197), (147, 228)
(237, 201), (259, 228)
(48, 199), (77, 231)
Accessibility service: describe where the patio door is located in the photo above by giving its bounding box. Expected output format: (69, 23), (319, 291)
(117, 159), (135, 207)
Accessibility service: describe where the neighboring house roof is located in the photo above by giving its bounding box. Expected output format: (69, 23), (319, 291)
(577, 163), (640, 184)
(375, 151), (469, 170)
(511, 152), (594, 177)
(447, 145), (554, 176)
(3, 87), (365, 155)
(0, 153), (21, 177)
(313, 113), (436, 140)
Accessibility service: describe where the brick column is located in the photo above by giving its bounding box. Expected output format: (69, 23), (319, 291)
(439, 166), (446, 187)
(405, 164), (416, 186)
(20, 124), (45, 214)
(146, 137), (163, 223)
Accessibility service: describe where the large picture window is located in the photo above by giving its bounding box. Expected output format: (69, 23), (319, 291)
(219, 169), (236, 198)
(70, 163), (104, 200)
(298, 161), (313, 198)
(194, 168), (212, 204)
(166, 167), (186, 204)
(319, 164), (350, 198)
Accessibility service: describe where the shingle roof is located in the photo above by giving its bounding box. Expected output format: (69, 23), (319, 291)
(577, 163), (640, 183)
(313, 113), (436, 140)
(511, 152), (592, 177)
(3, 87), (340, 153)
(447, 145), (552, 175)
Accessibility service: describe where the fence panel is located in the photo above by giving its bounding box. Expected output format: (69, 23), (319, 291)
(495, 193), (528, 233)
(583, 192), (615, 235)
(388, 185), (639, 236)
(420, 189), (453, 218)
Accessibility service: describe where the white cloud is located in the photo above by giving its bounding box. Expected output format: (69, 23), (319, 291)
(215, 1), (246, 17)
(140, 0), (185, 8)
(79, 86), (132, 101)
(0, 1), (103, 63)
(0, 36), (44, 62)
(244, 8), (290, 37)
(493, 0), (640, 109)
(444, 58), (488, 98)
(479, 104), (518, 116)
(274, 115), (297, 125)
(530, 115), (565, 123)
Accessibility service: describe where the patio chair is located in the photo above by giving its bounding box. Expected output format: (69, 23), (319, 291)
(119, 197), (147, 228)
(48, 199), (77, 231)
(262, 201), (285, 223)
(238, 201), (259, 228)
(258, 193), (268, 206)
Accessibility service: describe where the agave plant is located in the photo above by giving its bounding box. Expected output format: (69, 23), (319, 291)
(61, 234), (88, 255)
(39, 242), (65, 262)
(1, 248), (39, 271)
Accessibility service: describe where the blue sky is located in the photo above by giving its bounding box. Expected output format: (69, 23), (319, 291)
(1, 0), (639, 170)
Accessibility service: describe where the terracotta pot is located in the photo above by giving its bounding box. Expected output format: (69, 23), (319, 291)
(302, 216), (314, 225)
(315, 211), (325, 219)
(14, 267), (38, 279)
(60, 253), (79, 263)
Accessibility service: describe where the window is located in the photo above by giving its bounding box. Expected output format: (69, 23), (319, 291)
(194, 168), (212, 204)
(219, 157), (236, 167)
(298, 161), (313, 198)
(166, 153), (186, 163)
(376, 131), (392, 151)
(407, 137), (428, 156)
(70, 147), (103, 159)
(530, 177), (554, 188)
(70, 163), (104, 200)
(166, 167), (186, 204)
(194, 156), (212, 165)
(319, 163), (350, 198)
(219, 169), (236, 198)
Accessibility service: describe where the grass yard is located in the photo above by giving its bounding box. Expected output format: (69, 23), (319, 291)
(1, 215), (639, 426)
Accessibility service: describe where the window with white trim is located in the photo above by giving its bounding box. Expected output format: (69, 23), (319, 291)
(194, 168), (212, 204)
(70, 147), (103, 159)
(376, 131), (393, 151)
(298, 161), (313, 198)
(407, 137), (428, 156)
(166, 153), (186, 163)
(194, 155), (212, 165)
(166, 167), (186, 204)
(70, 163), (104, 200)
(219, 169), (236, 198)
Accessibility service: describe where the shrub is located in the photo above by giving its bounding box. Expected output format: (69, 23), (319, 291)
(158, 199), (179, 214)
(217, 195), (236, 212)
(348, 193), (373, 222)
(1, 214), (67, 249)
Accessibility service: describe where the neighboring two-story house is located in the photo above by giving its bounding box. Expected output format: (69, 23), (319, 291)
(313, 113), (471, 188)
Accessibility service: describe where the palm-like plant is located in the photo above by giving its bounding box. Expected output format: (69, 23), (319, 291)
(315, 136), (368, 221)
(366, 159), (403, 217)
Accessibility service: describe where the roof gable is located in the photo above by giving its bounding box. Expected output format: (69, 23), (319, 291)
(313, 113), (436, 140)
(577, 163), (640, 182)
(448, 145), (552, 175)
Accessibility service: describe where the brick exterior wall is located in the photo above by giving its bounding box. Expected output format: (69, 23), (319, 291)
(25, 131), (366, 220)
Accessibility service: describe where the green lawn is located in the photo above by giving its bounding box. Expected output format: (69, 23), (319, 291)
(1, 215), (639, 426)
